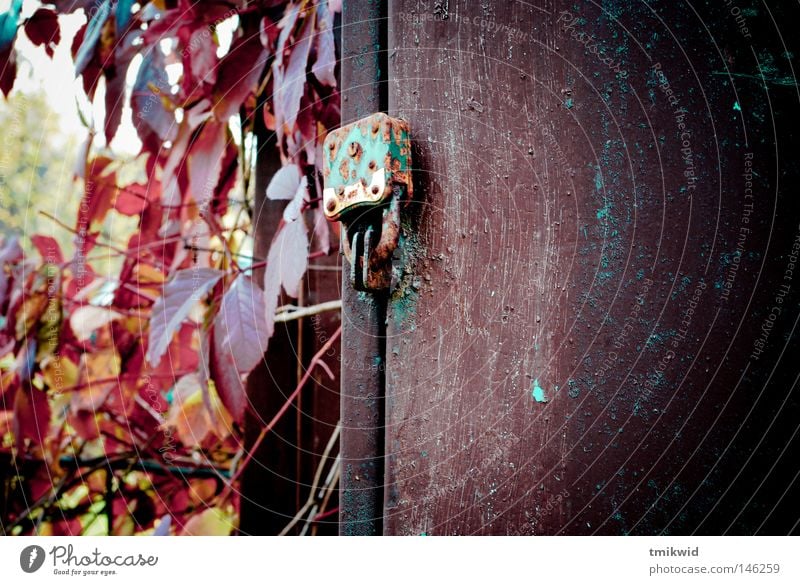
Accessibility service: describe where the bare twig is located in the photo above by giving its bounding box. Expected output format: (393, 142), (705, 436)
(279, 423), (341, 536)
(217, 327), (341, 504)
(274, 300), (341, 323)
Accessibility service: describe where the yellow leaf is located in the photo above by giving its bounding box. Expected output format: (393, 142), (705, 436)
(167, 374), (232, 447)
(41, 354), (79, 392)
(80, 348), (121, 382)
(181, 507), (235, 536)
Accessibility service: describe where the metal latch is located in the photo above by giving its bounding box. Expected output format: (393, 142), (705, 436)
(322, 113), (413, 291)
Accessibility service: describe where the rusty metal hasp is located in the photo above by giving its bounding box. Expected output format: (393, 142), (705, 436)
(322, 113), (413, 291)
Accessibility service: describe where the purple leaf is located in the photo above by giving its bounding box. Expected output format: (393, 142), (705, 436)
(214, 276), (270, 375)
(275, 15), (313, 129)
(266, 164), (301, 200)
(132, 47), (176, 152)
(265, 217), (309, 304)
(152, 515), (171, 536)
(146, 268), (223, 367)
(73, 0), (110, 76)
(282, 176), (308, 222)
(188, 120), (227, 207)
(311, 3), (336, 87)
(211, 276), (270, 422)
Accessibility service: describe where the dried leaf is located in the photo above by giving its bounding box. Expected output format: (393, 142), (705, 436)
(146, 268), (222, 367)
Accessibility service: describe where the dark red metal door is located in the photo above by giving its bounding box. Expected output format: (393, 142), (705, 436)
(338, 0), (800, 535)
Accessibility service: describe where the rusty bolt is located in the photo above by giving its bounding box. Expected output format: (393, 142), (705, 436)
(371, 185), (380, 196)
(326, 197), (337, 213)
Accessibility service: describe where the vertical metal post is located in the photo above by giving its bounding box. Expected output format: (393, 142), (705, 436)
(338, 0), (388, 535)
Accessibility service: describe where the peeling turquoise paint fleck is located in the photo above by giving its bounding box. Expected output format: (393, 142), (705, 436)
(531, 379), (547, 403)
(733, 101), (741, 111)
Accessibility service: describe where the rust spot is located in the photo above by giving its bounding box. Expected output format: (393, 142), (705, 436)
(368, 160), (377, 171)
(326, 197), (337, 213)
(348, 141), (362, 162)
(339, 158), (350, 181)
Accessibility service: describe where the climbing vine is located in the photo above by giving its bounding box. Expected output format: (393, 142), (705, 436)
(0, 0), (340, 535)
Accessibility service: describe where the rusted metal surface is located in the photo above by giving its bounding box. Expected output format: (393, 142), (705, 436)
(382, 0), (800, 535)
(323, 114), (411, 292)
(322, 113), (413, 222)
(338, 0), (388, 535)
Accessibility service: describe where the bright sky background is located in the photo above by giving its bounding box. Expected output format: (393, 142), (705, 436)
(5, 1), (237, 157)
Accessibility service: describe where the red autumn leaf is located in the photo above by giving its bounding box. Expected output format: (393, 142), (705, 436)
(211, 276), (269, 422)
(13, 385), (51, 447)
(212, 34), (268, 122)
(24, 8), (60, 58)
(266, 164), (302, 200)
(70, 23), (103, 99)
(146, 268), (222, 367)
(114, 182), (156, 216)
(0, 44), (17, 97)
(29, 235), (64, 265)
(77, 156), (116, 232)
